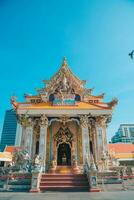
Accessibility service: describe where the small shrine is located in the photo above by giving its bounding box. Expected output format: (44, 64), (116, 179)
(11, 58), (117, 173)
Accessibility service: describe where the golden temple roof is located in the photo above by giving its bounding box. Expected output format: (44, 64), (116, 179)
(43, 57), (85, 87)
(10, 58), (118, 111)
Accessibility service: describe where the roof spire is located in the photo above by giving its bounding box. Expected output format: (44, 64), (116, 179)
(62, 57), (67, 67)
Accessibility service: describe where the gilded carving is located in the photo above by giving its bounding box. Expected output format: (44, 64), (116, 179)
(33, 119), (40, 139)
(58, 115), (70, 126)
(28, 58), (114, 104)
(54, 126), (73, 146)
(41, 57), (86, 98)
(95, 115), (108, 127)
(79, 115), (89, 128)
(40, 93), (48, 102)
(18, 114), (34, 127)
(89, 126), (96, 138)
(39, 115), (48, 127)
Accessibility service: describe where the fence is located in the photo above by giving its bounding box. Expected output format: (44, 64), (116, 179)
(97, 175), (134, 191)
(0, 171), (32, 192)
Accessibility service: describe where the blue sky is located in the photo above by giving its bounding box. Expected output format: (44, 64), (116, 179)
(0, 0), (134, 141)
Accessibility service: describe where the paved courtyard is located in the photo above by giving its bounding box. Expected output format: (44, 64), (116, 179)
(0, 191), (134, 200)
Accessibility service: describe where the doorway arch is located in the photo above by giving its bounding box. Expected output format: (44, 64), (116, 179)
(57, 143), (71, 166)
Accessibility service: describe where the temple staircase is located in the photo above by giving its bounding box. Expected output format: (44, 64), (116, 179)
(39, 166), (89, 192)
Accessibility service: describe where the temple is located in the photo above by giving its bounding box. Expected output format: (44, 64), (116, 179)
(11, 58), (117, 190)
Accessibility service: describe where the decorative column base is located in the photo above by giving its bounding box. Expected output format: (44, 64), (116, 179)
(49, 167), (56, 174)
(72, 166), (81, 174)
(72, 161), (81, 174)
(48, 160), (57, 174)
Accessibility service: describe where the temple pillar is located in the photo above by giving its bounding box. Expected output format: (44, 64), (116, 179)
(95, 115), (108, 171)
(80, 115), (90, 165)
(20, 126), (26, 147)
(17, 115), (26, 146)
(18, 115), (34, 156)
(39, 115), (48, 172)
(25, 123), (34, 156)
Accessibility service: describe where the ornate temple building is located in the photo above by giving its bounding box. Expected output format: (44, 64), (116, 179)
(11, 58), (117, 173)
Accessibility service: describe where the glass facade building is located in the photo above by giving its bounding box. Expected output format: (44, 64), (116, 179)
(0, 109), (17, 151)
(111, 124), (134, 143)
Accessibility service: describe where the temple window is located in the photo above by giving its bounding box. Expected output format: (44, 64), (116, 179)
(94, 100), (99, 103)
(49, 94), (55, 102)
(90, 141), (93, 154)
(35, 141), (39, 154)
(36, 99), (41, 103)
(75, 94), (81, 101)
(31, 99), (35, 103)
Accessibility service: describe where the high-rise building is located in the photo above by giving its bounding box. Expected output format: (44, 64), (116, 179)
(111, 124), (134, 143)
(0, 109), (17, 151)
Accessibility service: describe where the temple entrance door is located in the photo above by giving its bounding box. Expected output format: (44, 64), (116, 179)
(57, 143), (71, 166)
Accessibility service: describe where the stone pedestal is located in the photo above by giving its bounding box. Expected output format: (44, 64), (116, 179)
(72, 160), (81, 174)
(30, 172), (41, 193)
(88, 171), (100, 192)
(72, 166), (81, 174)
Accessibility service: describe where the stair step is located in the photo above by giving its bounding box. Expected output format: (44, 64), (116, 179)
(40, 180), (88, 183)
(40, 188), (89, 192)
(41, 177), (87, 181)
(40, 172), (89, 192)
(40, 183), (89, 186)
(41, 175), (87, 179)
(40, 185), (89, 189)
(41, 174), (86, 176)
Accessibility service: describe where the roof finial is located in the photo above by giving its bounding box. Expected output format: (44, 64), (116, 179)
(62, 57), (67, 67)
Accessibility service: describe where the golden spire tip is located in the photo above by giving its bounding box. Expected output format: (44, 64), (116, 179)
(62, 57), (67, 67)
